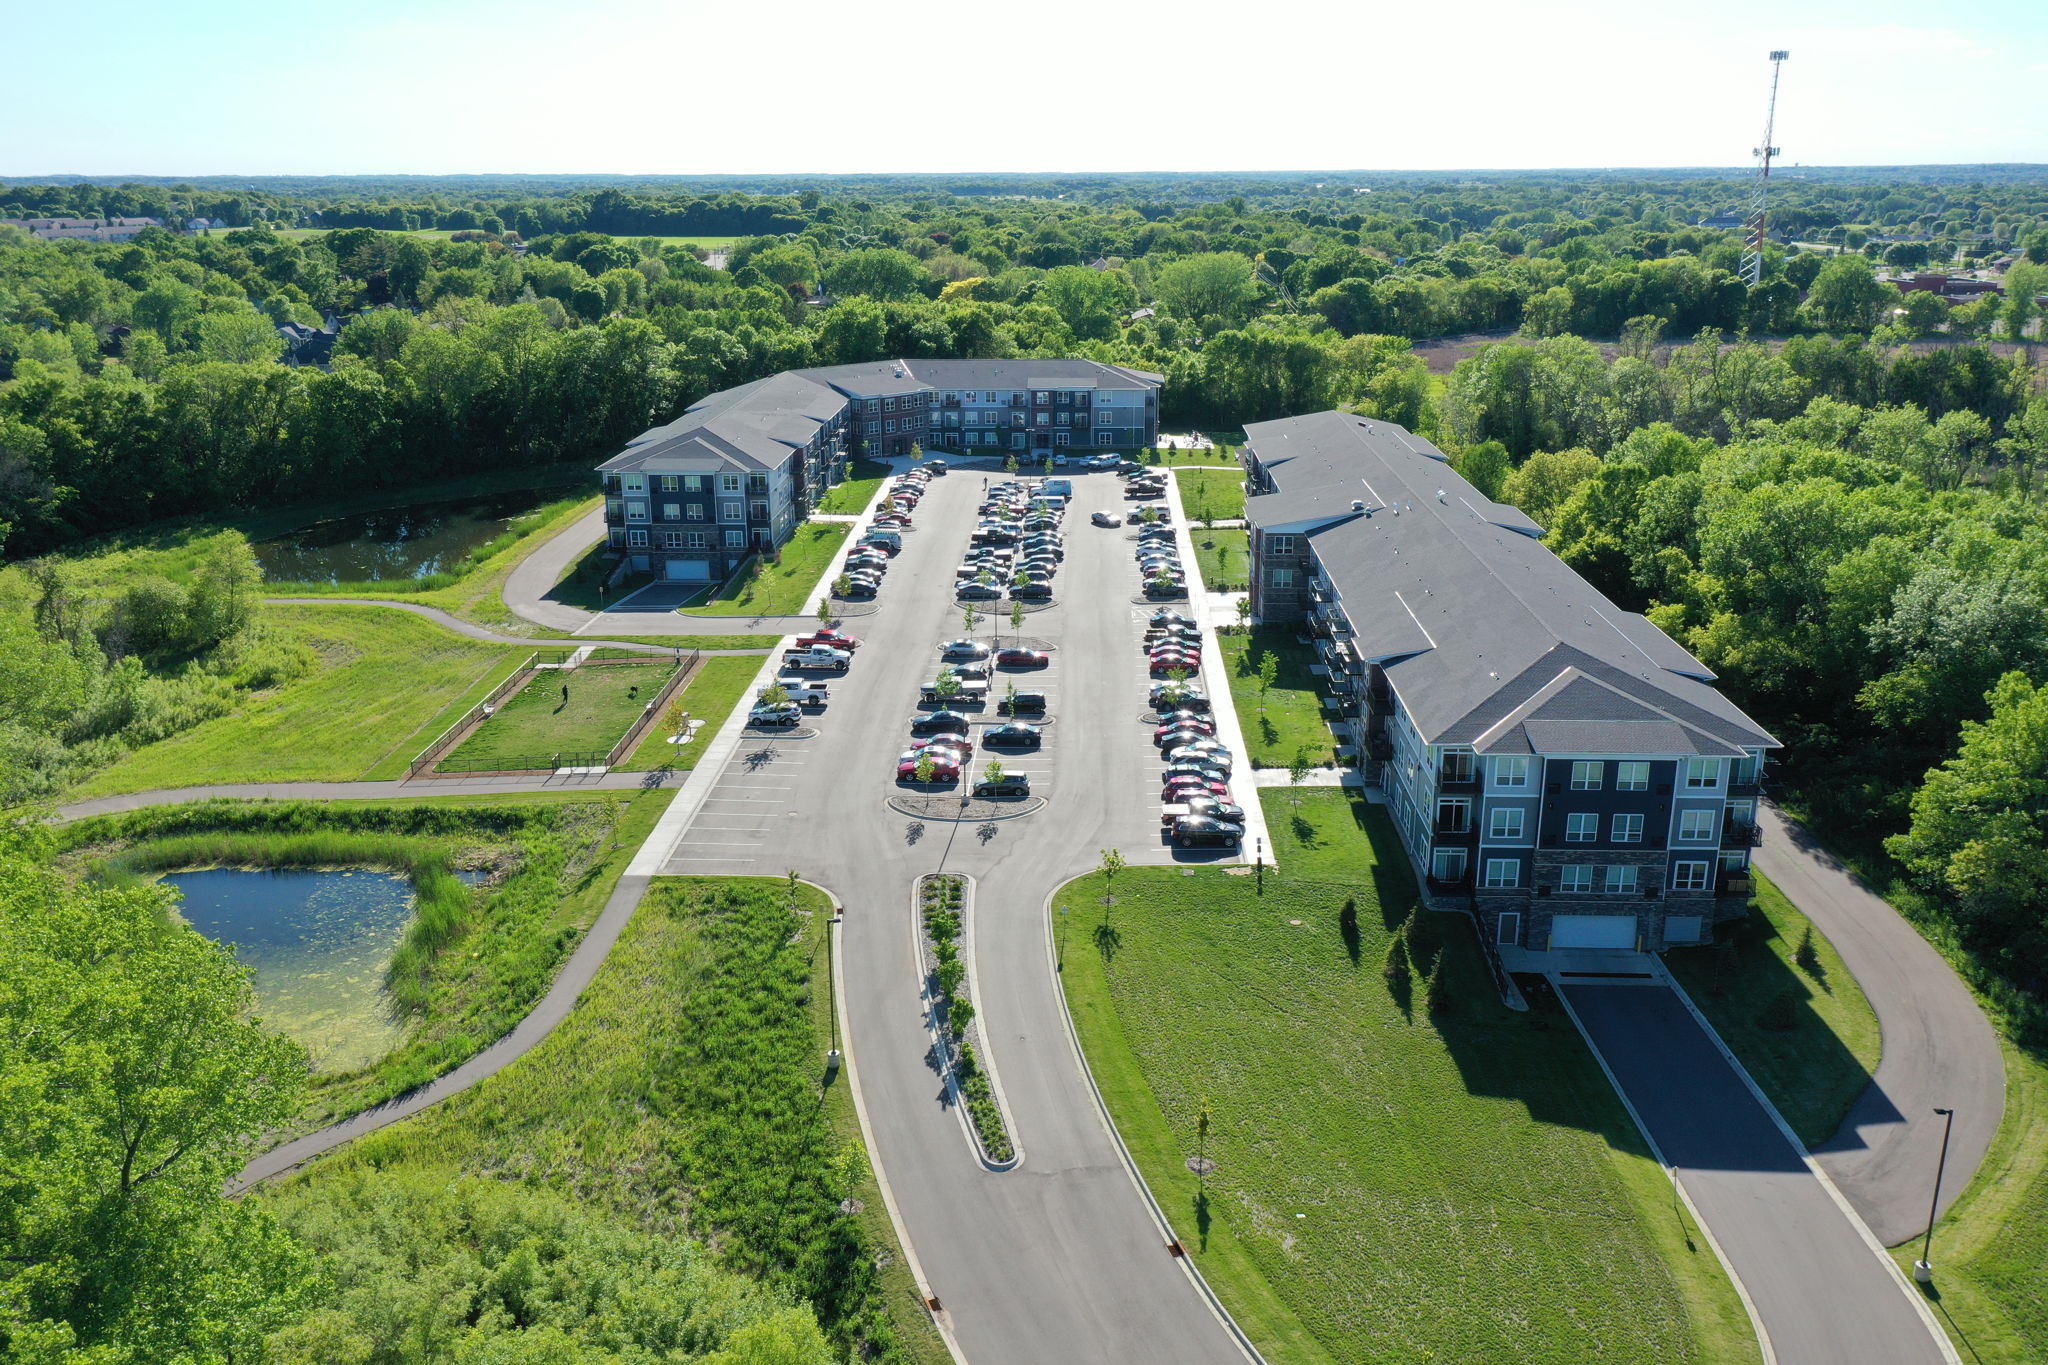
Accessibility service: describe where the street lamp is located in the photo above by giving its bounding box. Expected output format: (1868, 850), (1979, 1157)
(1913, 1107), (1957, 1285)
(1058, 903), (1069, 971)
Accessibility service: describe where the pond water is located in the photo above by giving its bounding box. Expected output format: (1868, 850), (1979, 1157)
(253, 485), (583, 583)
(165, 867), (427, 1072)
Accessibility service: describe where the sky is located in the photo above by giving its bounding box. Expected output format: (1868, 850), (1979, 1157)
(4, 0), (2044, 177)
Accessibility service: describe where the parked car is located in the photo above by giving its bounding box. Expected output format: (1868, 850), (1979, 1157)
(1149, 684), (1209, 710)
(996, 648), (1050, 668)
(948, 663), (991, 681)
(1013, 582), (1055, 600)
(1164, 758), (1232, 783)
(796, 630), (860, 650)
(940, 639), (990, 659)
(1149, 657), (1200, 677)
(839, 578), (879, 599)
(763, 679), (831, 706)
(1091, 510), (1124, 527)
(1166, 748), (1232, 775)
(1171, 816), (1245, 849)
(973, 773), (1032, 799)
(910, 732), (974, 755)
(958, 582), (1002, 600)
(910, 710), (972, 735)
(898, 749), (963, 781)
(1156, 722), (1216, 748)
(1150, 610), (1197, 627)
(997, 691), (1048, 714)
(1161, 797), (1246, 828)
(1163, 775), (1230, 801)
(747, 703), (804, 728)
(983, 723), (1043, 747)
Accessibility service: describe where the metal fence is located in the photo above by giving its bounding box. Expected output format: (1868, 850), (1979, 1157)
(406, 652), (539, 778)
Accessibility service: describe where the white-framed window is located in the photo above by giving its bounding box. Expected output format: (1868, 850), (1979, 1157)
(1483, 858), (1520, 889)
(1056, 412), (1071, 425)
(661, 502), (680, 521)
(884, 419), (897, 433)
(1431, 847), (1468, 881)
(1604, 865), (1639, 894)
(1672, 861), (1712, 891)
(1493, 757), (1530, 788)
(1034, 391), (1048, 403)
(686, 503), (705, 521)
(749, 500), (768, 521)
(1560, 865), (1594, 894)
(1095, 429), (1112, 443)
(720, 473), (741, 491)
(1012, 413), (1026, 428)
(1616, 761), (1650, 791)
(1612, 813), (1644, 843)
(719, 502), (742, 523)
(1056, 432), (1071, 446)
(661, 530), (684, 549)
(625, 500), (648, 522)
(1685, 758), (1720, 789)
(686, 531), (707, 548)
(685, 474), (703, 491)
(1489, 807), (1525, 840)
(607, 527), (625, 548)
(723, 529), (746, 547)
(1564, 812), (1598, 842)
(1678, 809), (1717, 841)
(623, 473), (645, 492)
(1270, 568), (1295, 588)
(660, 474), (678, 491)
(1268, 534), (1297, 555)
(1570, 761), (1603, 790)
(626, 528), (648, 547)
(1036, 413), (1050, 426)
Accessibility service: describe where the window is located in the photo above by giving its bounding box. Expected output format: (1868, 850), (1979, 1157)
(883, 397), (896, 411)
(1034, 391), (1048, 403)
(1489, 808), (1525, 840)
(1431, 847), (1468, 881)
(884, 420), (897, 433)
(660, 475), (678, 491)
(1616, 761), (1649, 791)
(685, 474), (703, 491)
(1685, 758), (1720, 789)
(1603, 865), (1639, 894)
(661, 530), (684, 549)
(1612, 813), (1644, 843)
(623, 474), (645, 492)
(625, 500), (648, 522)
(723, 529), (746, 547)
(607, 527), (624, 548)
(1677, 809), (1716, 841)
(685, 503), (704, 521)
(661, 502), (680, 521)
(1267, 534), (1297, 555)
(1570, 761), (1603, 790)
(747, 474), (769, 493)
(1012, 413), (1026, 428)
(1672, 861), (1711, 891)
(1564, 812), (1598, 842)
(1056, 412), (1071, 425)
(719, 502), (742, 523)
(1269, 567), (1295, 588)
(686, 531), (707, 549)
(626, 529), (648, 548)
(1036, 413), (1049, 426)
(1493, 757), (1530, 788)
(1437, 799), (1470, 833)
(1441, 750), (1476, 784)
(1096, 429), (1112, 444)
(1560, 865), (1594, 894)
(1496, 911), (1521, 946)
(720, 473), (741, 492)
(1483, 858), (1520, 889)
(750, 500), (768, 521)
(1056, 432), (1071, 446)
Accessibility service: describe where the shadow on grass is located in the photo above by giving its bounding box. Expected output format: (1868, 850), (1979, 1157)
(1338, 897), (1361, 966)
(1194, 1187), (1213, 1252)
(1259, 715), (1279, 747)
(1290, 813), (1321, 849)
(1094, 920), (1122, 964)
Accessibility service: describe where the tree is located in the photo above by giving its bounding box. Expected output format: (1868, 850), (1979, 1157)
(962, 603), (979, 635)
(1235, 595), (1253, 629)
(983, 758), (1005, 786)
(1005, 452), (1019, 475)
(914, 751), (938, 785)
(934, 667), (961, 701)
(1500, 447), (1602, 528)
(1097, 847), (1126, 911)
(832, 572), (853, 599)
(0, 823), (314, 1360)
(1803, 256), (1896, 333)
(821, 248), (930, 302)
(1257, 650), (1279, 707)
(910, 442), (924, 464)
(188, 536), (261, 646)
(1154, 253), (1259, 328)
(1009, 599), (1025, 634)
(760, 681), (791, 707)
(1288, 745), (1314, 805)
(195, 309), (285, 364)
(1039, 264), (1138, 340)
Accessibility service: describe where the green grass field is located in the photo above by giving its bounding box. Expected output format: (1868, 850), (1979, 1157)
(1218, 628), (1339, 768)
(438, 660), (674, 771)
(817, 458), (893, 515)
(276, 876), (947, 1364)
(1665, 877), (1881, 1146)
(1175, 467), (1247, 521)
(683, 523), (850, 617)
(618, 655), (767, 771)
(71, 604), (521, 797)
(1192, 528), (1251, 591)
(1060, 789), (1757, 1365)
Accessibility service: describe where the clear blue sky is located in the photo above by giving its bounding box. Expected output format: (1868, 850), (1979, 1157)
(3, 0), (2043, 176)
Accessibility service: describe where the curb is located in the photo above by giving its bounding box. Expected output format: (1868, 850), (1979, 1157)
(887, 794), (1047, 823)
(911, 873), (1023, 1173)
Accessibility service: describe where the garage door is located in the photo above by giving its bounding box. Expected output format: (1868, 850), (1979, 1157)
(1550, 914), (1639, 950)
(664, 560), (711, 581)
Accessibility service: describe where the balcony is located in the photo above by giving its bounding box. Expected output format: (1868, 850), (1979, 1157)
(1439, 769), (1478, 790)
(1434, 821), (1477, 844)
(1721, 822), (1762, 848)
(1426, 873), (1473, 895)
(1718, 875), (1755, 898)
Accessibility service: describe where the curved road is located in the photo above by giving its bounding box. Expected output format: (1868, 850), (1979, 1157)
(1756, 804), (2006, 1245)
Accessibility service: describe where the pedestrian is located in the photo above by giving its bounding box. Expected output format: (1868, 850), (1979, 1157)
(561, 683), (570, 704)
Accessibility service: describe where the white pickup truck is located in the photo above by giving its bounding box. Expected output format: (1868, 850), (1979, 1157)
(759, 677), (830, 705)
(781, 646), (851, 672)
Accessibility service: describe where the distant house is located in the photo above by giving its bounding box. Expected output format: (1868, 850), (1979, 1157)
(1697, 211), (1747, 230)
(1127, 306), (1156, 322)
(186, 217), (215, 232)
(2, 215), (160, 242)
(278, 316), (341, 367)
(1891, 273), (2002, 303)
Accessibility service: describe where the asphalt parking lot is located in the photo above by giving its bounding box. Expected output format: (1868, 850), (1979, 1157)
(653, 465), (1251, 1365)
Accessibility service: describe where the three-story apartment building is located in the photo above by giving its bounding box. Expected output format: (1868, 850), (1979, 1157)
(1242, 410), (1777, 958)
(598, 359), (1162, 581)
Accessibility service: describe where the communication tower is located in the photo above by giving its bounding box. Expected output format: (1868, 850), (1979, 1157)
(1741, 50), (1789, 288)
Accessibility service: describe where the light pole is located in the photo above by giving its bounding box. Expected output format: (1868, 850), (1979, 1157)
(1058, 903), (1070, 971)
(1913, 1107), (1956, 1284)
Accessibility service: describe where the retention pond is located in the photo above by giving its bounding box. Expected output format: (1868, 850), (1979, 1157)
(253, 484), (583, 583)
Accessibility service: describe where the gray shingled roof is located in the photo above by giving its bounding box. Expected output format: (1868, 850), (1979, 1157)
(1243, 410), (1776, 754)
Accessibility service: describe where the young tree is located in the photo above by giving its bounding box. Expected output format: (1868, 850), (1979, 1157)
(1009, 599), (1026, 633)
(1004, 679), (1021, 714)
(910, 441), (924, 464)
(934, 667), (961, 701)
(914, 752), (938, 785)
(1098, 847), (1126, 909)
(1257, 650), (1280, 707)
(817, 595), (836, 627)
(983, 758), (1005, 786)
(1235, 595), (1254, 630)
(1288, 745), (1314, 806)
(1005, 452), (1020, 475)
(833, 572), (853, 599)
(962, 602), (980, 635)
(760, 681), (791, 708)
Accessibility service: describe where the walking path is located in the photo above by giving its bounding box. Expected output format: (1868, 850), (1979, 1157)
(56, 771), (665, 822)
(1755, 802), (2006, 1244)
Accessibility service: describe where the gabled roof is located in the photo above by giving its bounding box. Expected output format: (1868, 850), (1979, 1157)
(1244, 410), (1776, 754)
(600, 371), (848, 474)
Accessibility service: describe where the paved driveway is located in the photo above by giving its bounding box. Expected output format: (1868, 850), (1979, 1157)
(1560, 983), (1953, 1365)
(647, 468), (1254, 1365)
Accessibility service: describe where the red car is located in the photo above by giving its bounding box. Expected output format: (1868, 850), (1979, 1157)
(1155, 720), (1217, 745)
(909, 732), (974, 755)
(1149, 656), (1201, 677)
(797, 630), (861, 650)
(996, 648), (1049, 667)
(898, 748), (964, 781)
(1163, 775), (1229, 801)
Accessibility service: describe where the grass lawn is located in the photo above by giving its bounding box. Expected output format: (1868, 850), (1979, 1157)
(1218, 627), (1339, 768)
(1175, 467), (1247, 521)
(1192, 527), (1251, 592)
(274, 876), (947, 1364)
(1144, 442), (1244, 467)
(1060, 789), (1757, 1365)
(817, 458), (893, 515)
(71, 604), (521, 798)
(438, 659), (674, 771)
(618, 655), (769, 770)
(683, 522), (850, 617)
(1665, 876), (1881, 1147)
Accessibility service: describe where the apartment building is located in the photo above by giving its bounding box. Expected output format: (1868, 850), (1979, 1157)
(1242, 410), (1777, 958)
(598, 358), (1162, 581)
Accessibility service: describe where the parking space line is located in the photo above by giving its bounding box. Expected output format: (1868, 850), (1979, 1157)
(686, 840), (765, 847)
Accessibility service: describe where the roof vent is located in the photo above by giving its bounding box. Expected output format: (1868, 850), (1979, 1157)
(1351, 499), (1366, 512)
